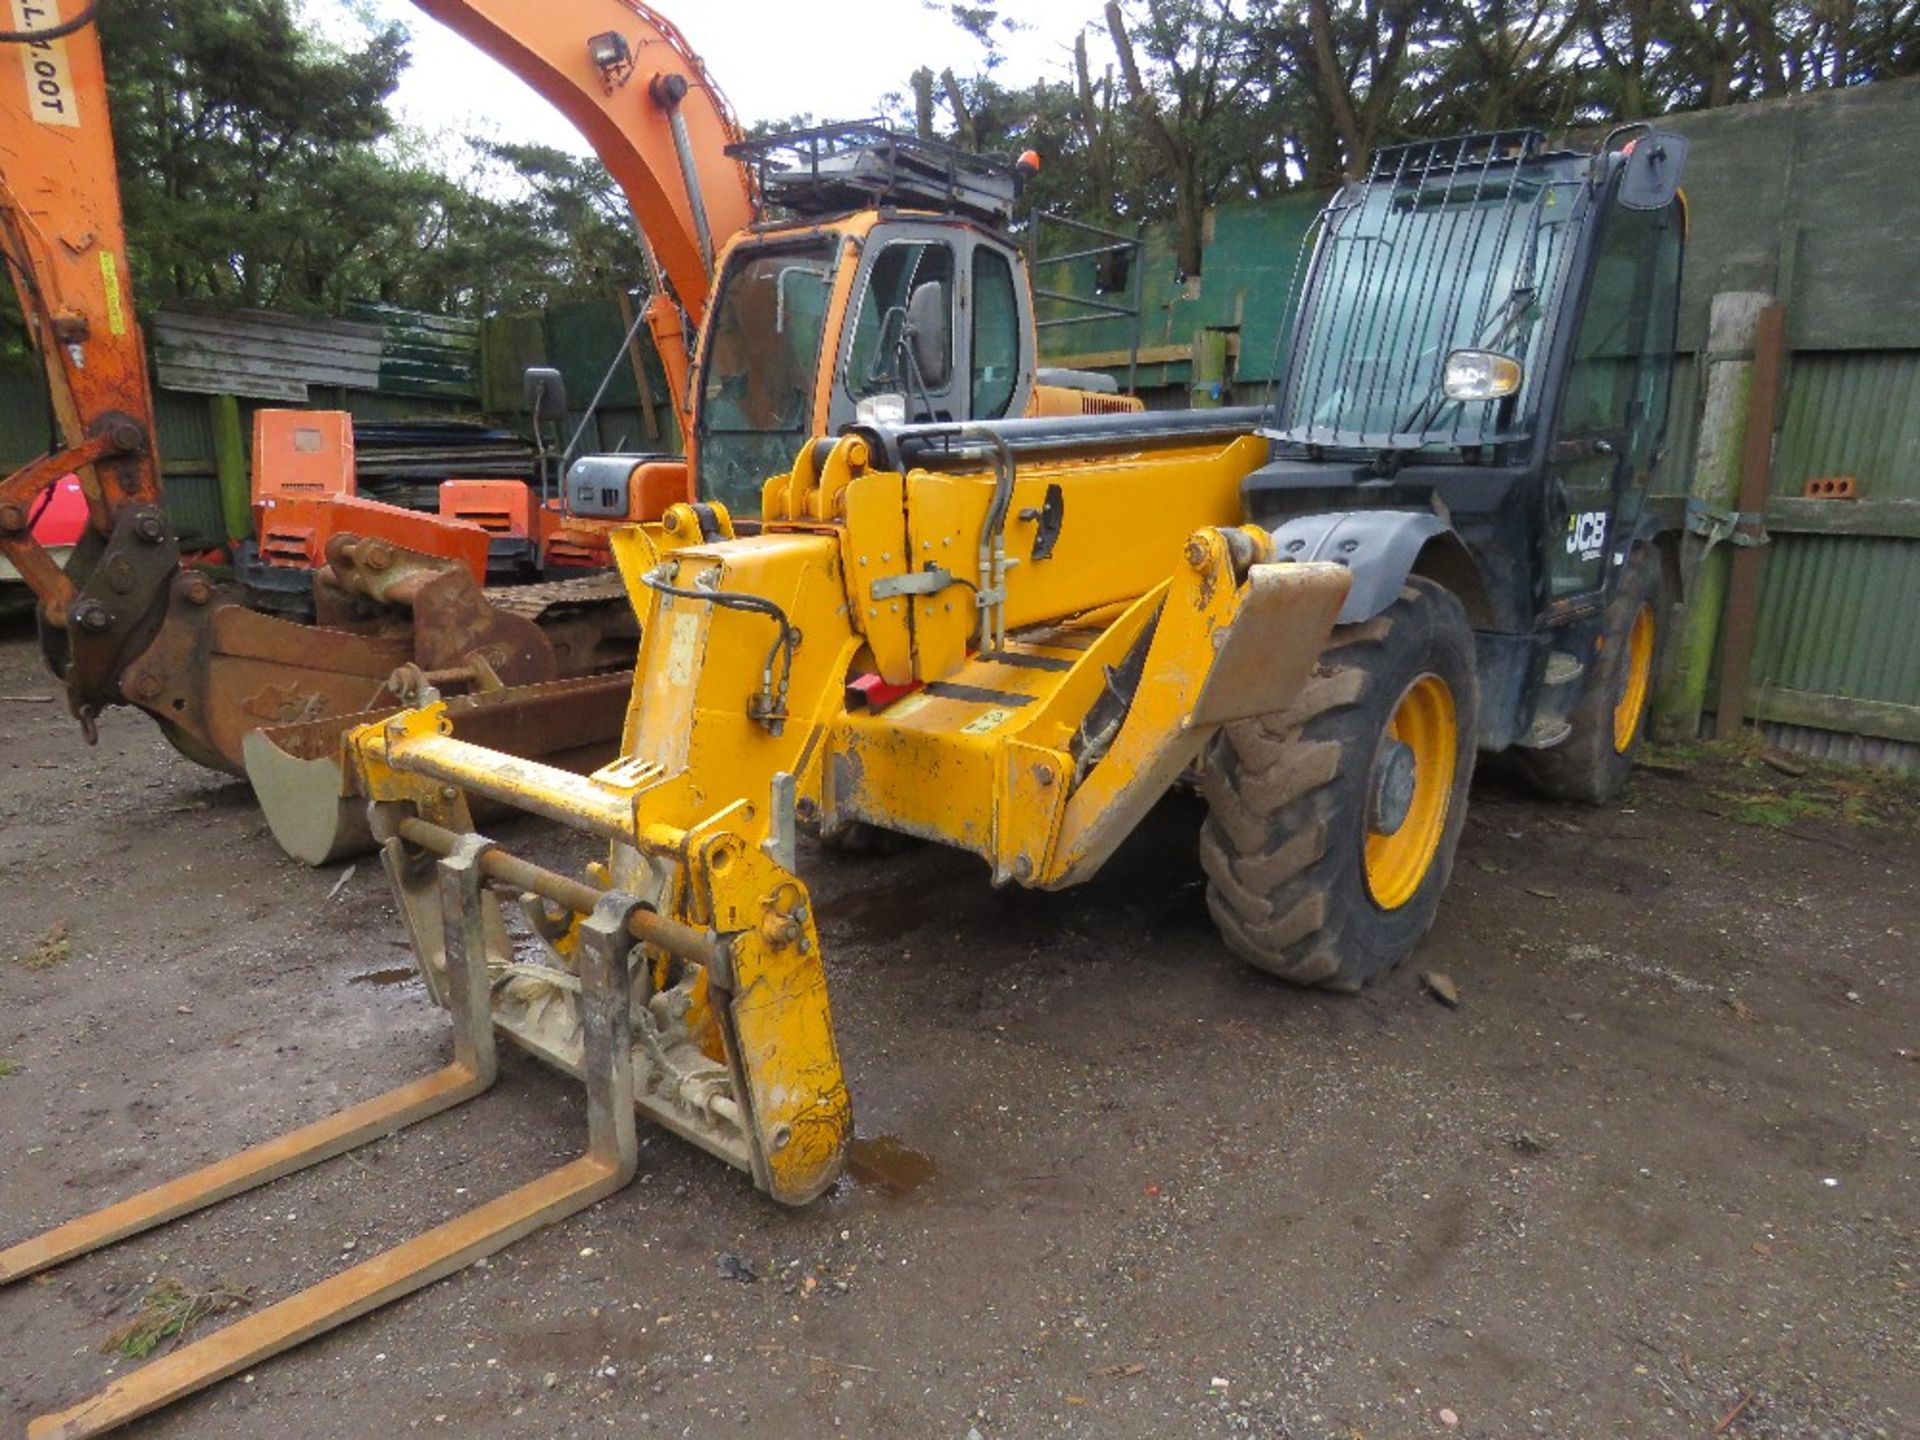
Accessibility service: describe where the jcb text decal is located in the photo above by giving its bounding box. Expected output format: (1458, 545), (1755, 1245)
(1566, 510), (1609, 563)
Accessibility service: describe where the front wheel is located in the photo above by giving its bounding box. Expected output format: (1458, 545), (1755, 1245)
(1513, 545), (1669, 806)
(1200, 578), (1479, 992)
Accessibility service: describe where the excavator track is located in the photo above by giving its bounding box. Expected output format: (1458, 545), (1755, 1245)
(483, 569), (629, 620)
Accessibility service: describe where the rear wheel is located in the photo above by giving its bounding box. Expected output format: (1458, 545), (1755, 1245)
(1200, 578), (1479, 991)
(1513, 545), (1667, 806)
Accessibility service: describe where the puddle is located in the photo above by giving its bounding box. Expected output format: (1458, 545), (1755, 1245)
(846, 1135), (937, 1198)
(349, 966), (419, 988)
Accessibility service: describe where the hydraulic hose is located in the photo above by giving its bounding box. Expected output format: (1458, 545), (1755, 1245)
(0, 1), (98, 43)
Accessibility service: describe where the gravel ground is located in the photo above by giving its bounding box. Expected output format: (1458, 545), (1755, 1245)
(0, 616), (1915, 1440)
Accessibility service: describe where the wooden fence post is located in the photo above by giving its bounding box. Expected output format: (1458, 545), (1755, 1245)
(208, 392), (250, 545)
(1711, 304), (1787, 741)
(1653, 290), (1773, 741)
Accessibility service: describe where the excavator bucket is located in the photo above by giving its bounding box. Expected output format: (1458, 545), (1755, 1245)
(0, 834), (684, 1439)
(244, 669), (632, 864)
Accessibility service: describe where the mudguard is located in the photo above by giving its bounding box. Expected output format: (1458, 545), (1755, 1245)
(1266, 509), (1454, 624)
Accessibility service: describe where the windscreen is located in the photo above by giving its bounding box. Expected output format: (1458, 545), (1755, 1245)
(696, 239), (838, 514)
(1271, 153), (1587, 453)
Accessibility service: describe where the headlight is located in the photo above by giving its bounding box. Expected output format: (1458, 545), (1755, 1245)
(1442, 349), (1522, 401)
(856, 393), (907, 426)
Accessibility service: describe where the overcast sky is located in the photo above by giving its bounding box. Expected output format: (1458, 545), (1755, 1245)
(321, 1), (1107, 156)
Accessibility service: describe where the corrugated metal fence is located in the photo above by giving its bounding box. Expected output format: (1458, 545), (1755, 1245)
(0, 292), (677, 547)
(1656, 81), (1920, 766)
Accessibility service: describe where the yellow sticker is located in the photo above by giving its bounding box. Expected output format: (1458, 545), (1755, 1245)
(664, 607), (701, 687)
(884, 691), (936, 722)
(13, 2), (79, 128)
(960, 706), (1013, 736)
(99, 251), (125, 336)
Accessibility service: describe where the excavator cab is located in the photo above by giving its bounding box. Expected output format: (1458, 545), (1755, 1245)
(689, 124), (1043, 513)
(551, 125), (1105, 536)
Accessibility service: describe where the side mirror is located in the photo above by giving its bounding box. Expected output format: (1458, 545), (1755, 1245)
(905, 281), (952, 390)
(523, 366), (568, 423)
(1618, 132), (1688, 211)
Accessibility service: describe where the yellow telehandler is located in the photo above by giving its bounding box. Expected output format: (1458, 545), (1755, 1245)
(2, 126), (1690, 1437)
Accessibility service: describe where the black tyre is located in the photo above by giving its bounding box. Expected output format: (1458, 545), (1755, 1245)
(1512, 546), (1667, 806)
(1200, 578), (1479, 992)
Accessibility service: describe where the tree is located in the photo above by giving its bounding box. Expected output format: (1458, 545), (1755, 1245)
(1103, 0), (1269, 276)
(99, 0), (411, 309)
(1416, 0), (1584, 134)
(72, 0), (1920, 330)
(1298, 0), (1427, 179)
(475, 142), (649, 303)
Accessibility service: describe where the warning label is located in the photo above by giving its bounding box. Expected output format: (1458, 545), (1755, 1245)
(12, 2), (79, 128)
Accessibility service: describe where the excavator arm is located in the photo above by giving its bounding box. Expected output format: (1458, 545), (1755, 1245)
(0, 0), (168, 722)
(414, 0), (757, 433)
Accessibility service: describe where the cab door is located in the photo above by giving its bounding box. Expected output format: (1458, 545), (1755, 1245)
(836, 229), (960, 425)
(1542, 194), (1683, 611)
(829, 225), (1037, 431)
(963, 238), (1031, 421)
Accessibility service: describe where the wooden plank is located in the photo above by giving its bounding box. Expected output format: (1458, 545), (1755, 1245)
(158, 350), (372, 389)
(1715, 303), (1787, 741)
(155, 363), (306, 404)
(1042, 342), (1192, 370)
(1747, 685), (1920, 747)
(155, 309), (384, 354)
(153, 307), (386, 399)
(1765, 497), (1920, 540)
(1658, 78), (1920, 352)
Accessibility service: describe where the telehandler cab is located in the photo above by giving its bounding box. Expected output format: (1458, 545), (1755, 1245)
(2, 127), (1690, 1437)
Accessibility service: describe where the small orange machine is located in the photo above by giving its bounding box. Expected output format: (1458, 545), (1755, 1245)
(440, 479), (537, 580)
(539, 455), (690, 571)
(250, 412), (489, 586)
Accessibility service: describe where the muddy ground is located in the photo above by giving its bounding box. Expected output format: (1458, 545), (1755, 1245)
(0, 617), (1914, 1440)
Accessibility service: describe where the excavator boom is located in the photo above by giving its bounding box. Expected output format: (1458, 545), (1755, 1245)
(414, 0), (754, 344)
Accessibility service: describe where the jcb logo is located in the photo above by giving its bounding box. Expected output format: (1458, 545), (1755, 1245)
(1566, 510), (1608, 562)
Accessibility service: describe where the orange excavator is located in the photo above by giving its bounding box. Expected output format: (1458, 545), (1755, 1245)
(0, 0), (1134, 861)
(0, 0), (659, 814)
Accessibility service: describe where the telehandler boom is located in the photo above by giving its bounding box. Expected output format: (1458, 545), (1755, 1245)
(1, 127), (1690, 1437)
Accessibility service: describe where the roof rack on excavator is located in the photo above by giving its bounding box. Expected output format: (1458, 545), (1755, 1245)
(1367, 128), (1547, 179)
(728, 120), (1021, 227)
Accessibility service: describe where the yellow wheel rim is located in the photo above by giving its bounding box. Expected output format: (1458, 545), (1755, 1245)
(1611, 604), (1656, 754)
(1363, 674), (1458, 911)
